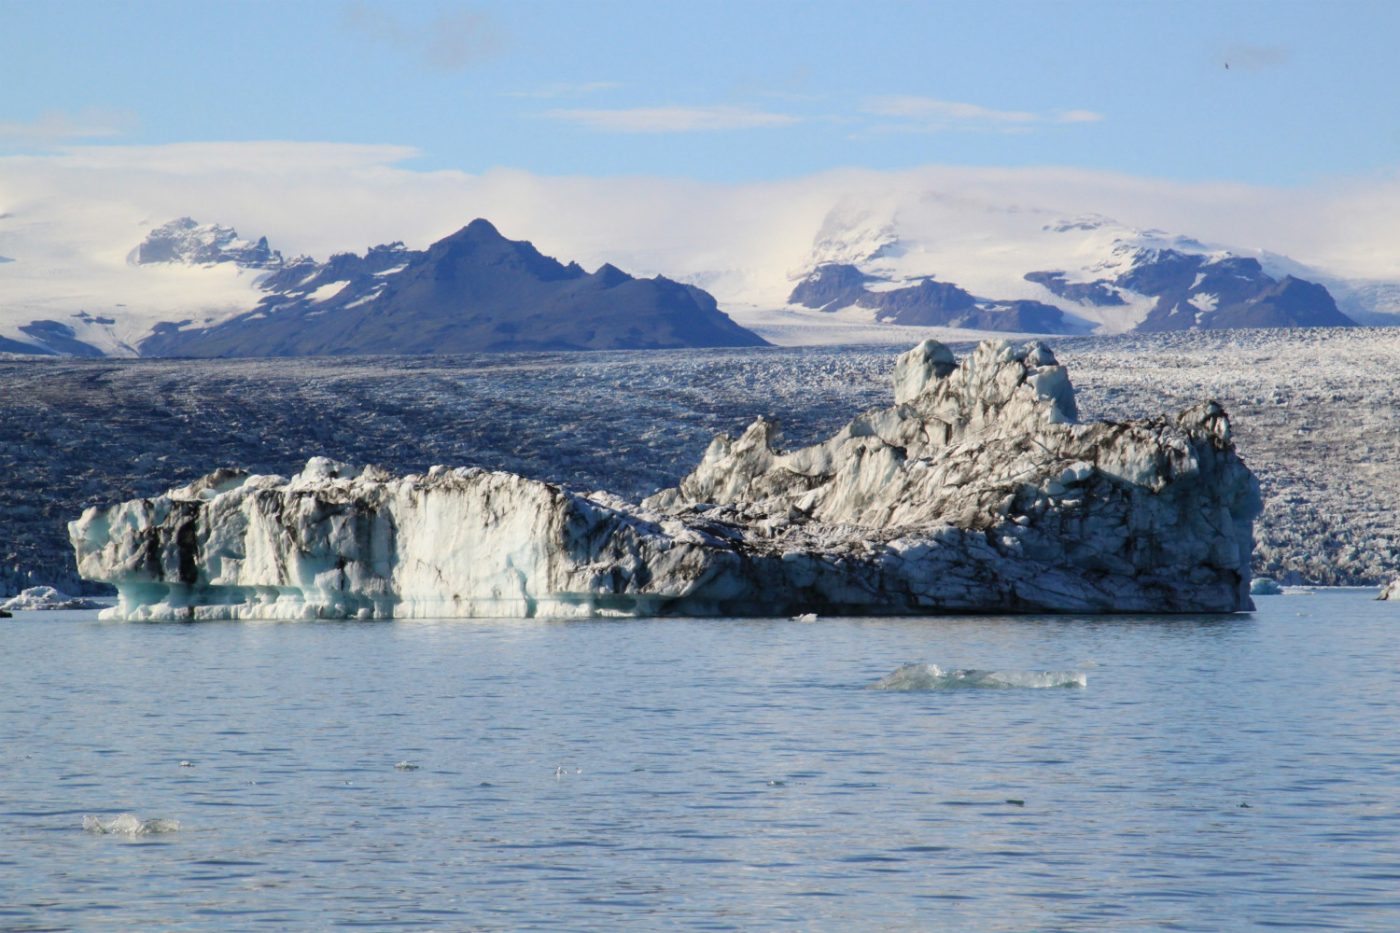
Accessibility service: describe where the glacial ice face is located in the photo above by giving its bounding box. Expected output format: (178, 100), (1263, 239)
(70, 339), (1261, 620)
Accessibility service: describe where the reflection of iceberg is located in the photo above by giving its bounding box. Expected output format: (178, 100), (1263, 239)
(82, 814), (181, 836)
(70, 339), (1260, 621)
(871, 662), (1087, 690)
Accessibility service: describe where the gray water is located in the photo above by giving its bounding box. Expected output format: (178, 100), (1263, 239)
(2, 590), (1398, 931)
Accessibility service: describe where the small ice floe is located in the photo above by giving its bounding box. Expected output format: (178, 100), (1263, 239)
(554, 765), (582, 778)
(1250, 577), (1284, 596)
(82, 814), (181, 836)
(871, 663), (1087, 691)
(1378, 578), (1400, 601)
(178, 760), (194, 768)
(394, 761), (419, 771)
(0, 586), (106, 611)
(791, 612), (819, 623)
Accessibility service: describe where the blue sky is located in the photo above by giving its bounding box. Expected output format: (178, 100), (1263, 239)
(3, 0), (1398, 187)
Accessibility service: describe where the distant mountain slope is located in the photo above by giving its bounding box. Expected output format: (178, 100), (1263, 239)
(777, 206), (1355, 336)
(1026, 250), (1354, 331)
(133, 217), (284, 269)
(788, 263), (1074, 333)
(140, 219), (767, 357)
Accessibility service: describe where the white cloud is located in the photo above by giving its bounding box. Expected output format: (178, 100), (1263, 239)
(862, 96), (1104, 131)
(1056, 109), (1105, 124)
(0, 110), (137, 147)
(866, 96), (1039, 124)
(4, 141), (1400, 328)
(505, 81), (622, 99)
(543, 105), (801, 133)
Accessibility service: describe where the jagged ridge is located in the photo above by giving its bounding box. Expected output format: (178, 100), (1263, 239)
(140, 219), (767, 356)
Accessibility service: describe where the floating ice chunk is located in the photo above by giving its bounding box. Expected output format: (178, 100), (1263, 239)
(82, 813), (181, 836)
(70, 339), (1260, 620)
(871, 662), (1086, 690)
(1379, 579), (1400, 601)
(1250, 577), (1283, 596)
(791, 612), (819, 622)
(0, 586), (105, 611)
(394, 761), (419, 771)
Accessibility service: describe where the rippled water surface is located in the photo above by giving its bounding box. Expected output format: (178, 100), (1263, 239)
(3, 591), (1398, 931)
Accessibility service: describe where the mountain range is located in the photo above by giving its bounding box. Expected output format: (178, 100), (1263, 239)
(0, 189), (1395, 357)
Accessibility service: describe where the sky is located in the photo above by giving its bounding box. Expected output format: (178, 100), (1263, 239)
(3, 0), (1400, 298)
(3, 0), (1399, 187)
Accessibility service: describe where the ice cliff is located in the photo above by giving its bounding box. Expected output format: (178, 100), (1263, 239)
(69, 339), (1262, 620)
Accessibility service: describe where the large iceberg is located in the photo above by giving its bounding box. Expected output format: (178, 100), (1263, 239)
(69, 340), (1262, 620)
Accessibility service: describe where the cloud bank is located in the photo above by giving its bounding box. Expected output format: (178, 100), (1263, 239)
(3, 141), (1400, 315)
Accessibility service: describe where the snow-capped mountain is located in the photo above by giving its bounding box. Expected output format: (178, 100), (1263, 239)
(2, 177), (1395, 357)
(778, 207), (1355, 336)
(132, 217), (285, 269)
(140, 219), (767, 356)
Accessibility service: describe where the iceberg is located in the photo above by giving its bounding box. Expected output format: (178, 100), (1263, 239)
(870, 663), (1087, 690)
(69, 339), (1261, 621)
(0, 585), (106, 611)
(81, 814), (181, 836)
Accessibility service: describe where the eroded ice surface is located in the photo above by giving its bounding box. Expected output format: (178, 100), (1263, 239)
(70, 339), (1260, 620)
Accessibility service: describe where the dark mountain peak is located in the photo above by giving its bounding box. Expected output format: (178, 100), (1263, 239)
(427, 220), (583, 283)
(788, 262), (875, 312)
(591, 263), (633, 287)
(463, 217), (502, 238)
(140, 217), (767, 356)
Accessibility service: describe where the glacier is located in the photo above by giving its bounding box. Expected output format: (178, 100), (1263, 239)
(69, 339), (1261, 620)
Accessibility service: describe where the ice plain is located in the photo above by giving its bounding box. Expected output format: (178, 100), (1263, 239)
(2, 325), (1398, 595)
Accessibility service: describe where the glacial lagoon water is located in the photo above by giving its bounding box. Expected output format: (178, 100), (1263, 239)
(2, 590), (1398, 931)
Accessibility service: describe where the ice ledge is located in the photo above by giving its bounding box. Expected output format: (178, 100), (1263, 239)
(70, 339), (1262, 620)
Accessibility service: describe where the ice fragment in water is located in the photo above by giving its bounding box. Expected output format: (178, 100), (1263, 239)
(82, 813), (181, 835)
(871, 662), (1086, 690)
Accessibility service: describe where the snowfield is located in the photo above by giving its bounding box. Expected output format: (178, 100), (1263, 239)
(2, 327), (1397, 595)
